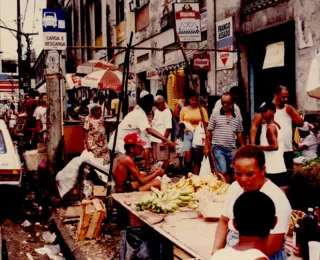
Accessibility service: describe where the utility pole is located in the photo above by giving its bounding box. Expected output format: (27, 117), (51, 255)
(17, 0), (22, 91)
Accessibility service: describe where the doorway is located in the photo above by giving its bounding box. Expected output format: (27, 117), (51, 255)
(245, 21), (296, 120)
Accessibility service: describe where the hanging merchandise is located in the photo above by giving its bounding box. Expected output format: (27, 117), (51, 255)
(192, 122), (205, 147)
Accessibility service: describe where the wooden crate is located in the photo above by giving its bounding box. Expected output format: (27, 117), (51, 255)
(173, 246), (194, 260)
(77, 199), (106, 241)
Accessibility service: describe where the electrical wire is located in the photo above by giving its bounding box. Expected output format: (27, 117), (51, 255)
(22, 0), (30, 30)
(0, 18), (17, 39)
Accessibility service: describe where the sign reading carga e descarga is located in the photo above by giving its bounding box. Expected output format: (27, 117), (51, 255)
(42, 8), (66, 50)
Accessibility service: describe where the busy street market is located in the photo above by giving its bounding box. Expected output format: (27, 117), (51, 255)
(0, 0), (320, 259)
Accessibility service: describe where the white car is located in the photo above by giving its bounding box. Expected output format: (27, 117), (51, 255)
(43, 12), (58, 28)
(0, 120), (22, 186)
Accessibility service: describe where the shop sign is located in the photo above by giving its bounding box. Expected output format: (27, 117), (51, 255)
(193, 54), (210, 71)
(42, 9), (66, 50)
(116, 21), (127, 43)
(174, 3), (201, 42)
(146, 69), (159, 80)
(216, 17), (233, 70)
(200, 12), (207, 32)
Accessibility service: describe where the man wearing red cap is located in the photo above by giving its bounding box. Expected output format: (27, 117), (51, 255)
(112, 133), (164, 193)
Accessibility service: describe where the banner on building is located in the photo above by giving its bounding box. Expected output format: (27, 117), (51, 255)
(42, 9), (66, 50)
(116, 21), (127, 43)
(193, 54), (210, 71)
(174, 3), (201, 42)
(216, 17), (233, 70)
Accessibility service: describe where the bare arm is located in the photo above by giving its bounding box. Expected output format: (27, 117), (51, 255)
(212, 215), (229, 254)
(265, 233), (286, 257)
(294, 144), (308, 152)
(164, 129), (171, 139)
(250, 113), (263, 145)
(286, 105), (304, 126)
(204, 130), (213, 156)
(146, 127), (174, 147)
(257, 125), (278, 151)
(127, 159), (160, 185)
(236, 132), (245, 146)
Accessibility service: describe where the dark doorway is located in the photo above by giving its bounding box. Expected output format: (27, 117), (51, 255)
(245, 21), (296, 119)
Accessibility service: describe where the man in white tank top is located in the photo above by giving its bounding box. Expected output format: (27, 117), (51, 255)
(257, 102), (286, 187)
(250, 86), (303, 184)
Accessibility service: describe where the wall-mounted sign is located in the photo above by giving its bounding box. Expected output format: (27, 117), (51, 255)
(193, 54), (210, 71)
(174, 3), (201, 42)
(42, 9), (66, 50)
(200, 12), (207, 32)
(146, 69), (159, 80)
(216, 17), (233, 70)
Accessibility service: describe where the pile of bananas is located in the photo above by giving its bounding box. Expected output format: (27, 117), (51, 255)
(135, 173), (230, 213)
(136, 186), (197, 213)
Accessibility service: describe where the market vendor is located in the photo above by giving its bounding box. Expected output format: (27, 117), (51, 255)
(108, 94), (175, 154)
(112, 133), (164, 193)
(212, 145), (291, 260)
(293, 121), (318, 164)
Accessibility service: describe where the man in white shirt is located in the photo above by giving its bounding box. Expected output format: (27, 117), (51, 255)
(250, 86), (304, 185)
(212, 145), (291, 260)
(33, 93), (47, 142)
(108, 94), (174, 154)
(151, 95), (172, 172)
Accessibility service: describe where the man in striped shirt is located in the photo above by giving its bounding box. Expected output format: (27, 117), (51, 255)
(204, 93), (244, 182)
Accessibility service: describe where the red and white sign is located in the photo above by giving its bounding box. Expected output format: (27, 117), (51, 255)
(146, 69), (159, 80)
(193, 54), (211, 71)
(174, 3), (201, 42)
(216, 17), (233, 70)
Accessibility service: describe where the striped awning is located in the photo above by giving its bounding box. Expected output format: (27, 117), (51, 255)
(0, 80), (19, 91)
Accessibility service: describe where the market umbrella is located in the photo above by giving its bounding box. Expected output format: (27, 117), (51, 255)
(76, 60), (119, 75)
(65, 73), (82, 90)
(81, 69), (135, 92)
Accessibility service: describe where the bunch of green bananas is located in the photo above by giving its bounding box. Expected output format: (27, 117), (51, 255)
(135, 186), (197, 213)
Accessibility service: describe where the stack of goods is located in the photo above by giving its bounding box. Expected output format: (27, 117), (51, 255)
(135, 173), (229, 214)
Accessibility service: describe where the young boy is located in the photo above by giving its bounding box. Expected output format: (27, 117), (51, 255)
(211, 191), (277, 260)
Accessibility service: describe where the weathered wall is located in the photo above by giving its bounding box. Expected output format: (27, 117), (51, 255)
(241, 0), (320, 111)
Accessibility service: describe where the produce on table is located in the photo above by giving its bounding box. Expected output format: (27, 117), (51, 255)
(135, 173), (230, 214)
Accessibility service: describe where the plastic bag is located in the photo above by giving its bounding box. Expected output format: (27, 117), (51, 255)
(199, 156), (212, 178)
(175, 138), (184, 157)
(55, 150), (95, 198)
(192, 122), (205, 147)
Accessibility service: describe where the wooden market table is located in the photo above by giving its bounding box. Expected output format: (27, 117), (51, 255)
(112, 192), (219, 260)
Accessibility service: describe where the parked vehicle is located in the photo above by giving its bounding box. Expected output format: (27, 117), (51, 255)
(0, 120), (22, 186)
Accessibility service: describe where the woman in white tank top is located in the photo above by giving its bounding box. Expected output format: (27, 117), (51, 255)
(257, 102), (286, 187)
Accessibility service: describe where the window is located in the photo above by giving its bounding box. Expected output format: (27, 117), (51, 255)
(116, 0), (125, 24)
(0, 131), (7, 154)
(95, 1), (102, 38)
(160, 7), (173, 32)
(135, 4), (149, 32)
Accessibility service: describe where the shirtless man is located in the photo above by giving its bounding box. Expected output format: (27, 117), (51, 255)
(112, 133), (164, 193)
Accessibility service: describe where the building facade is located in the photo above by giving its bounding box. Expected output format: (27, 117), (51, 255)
(63, 0), (320, 124)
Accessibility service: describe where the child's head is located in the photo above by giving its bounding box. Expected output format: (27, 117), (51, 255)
(233, 191), (276, 238)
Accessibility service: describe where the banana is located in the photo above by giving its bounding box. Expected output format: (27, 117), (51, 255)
(179, 195), (193, 201)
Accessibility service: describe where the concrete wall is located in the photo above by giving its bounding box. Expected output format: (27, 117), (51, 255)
(215, 0), (320, 111)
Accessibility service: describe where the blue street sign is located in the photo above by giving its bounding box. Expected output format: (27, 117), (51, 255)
(42, 9), (66, 33)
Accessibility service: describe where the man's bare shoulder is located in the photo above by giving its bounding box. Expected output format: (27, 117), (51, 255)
(114, 154), (135, 165)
